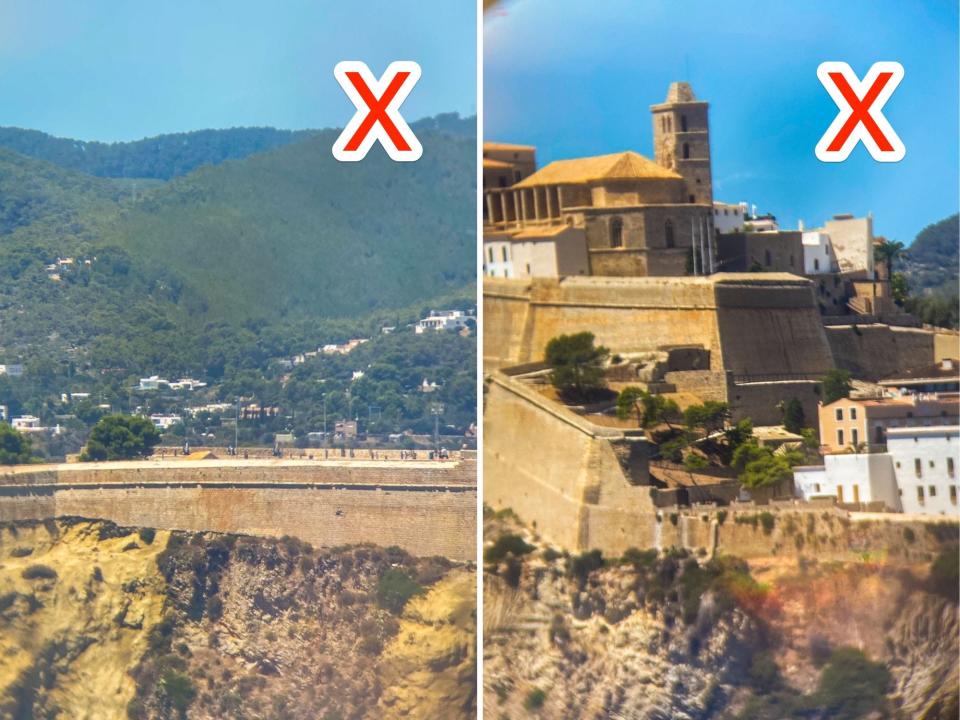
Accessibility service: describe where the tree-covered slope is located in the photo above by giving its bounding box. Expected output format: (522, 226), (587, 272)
(901, 213), (958, 295)
(103, 125), (476, 321)
(0, 126), (314, 180)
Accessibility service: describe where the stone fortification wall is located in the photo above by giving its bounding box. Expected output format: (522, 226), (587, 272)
(483, 275), (721, 369)
(485, 371), (661, 556)
(0, 459), (476, 561)
(825, 324), (935, 380)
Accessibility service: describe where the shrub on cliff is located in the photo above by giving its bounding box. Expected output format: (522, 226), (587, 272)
(820, 369), (852, 404)
(545, 332), (610, 403)
(80, 414), (161, 461)
(21, 564), (58, 580)
(376, 569), (424, 614)
(484, 533), (534, 564)
(928, 546), (959, 602)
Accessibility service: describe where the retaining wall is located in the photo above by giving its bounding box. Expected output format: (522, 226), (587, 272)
(0, 459), (477, 561)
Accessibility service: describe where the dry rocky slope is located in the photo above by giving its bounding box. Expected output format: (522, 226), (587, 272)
(483, 510), (958, 720)
(0, 517), (476, 719)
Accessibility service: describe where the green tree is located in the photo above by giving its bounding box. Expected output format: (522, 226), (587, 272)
(544, 332), (609, 403)
(683, 401), (729, 436)
(820, 369), (852, 404)
(890, 272), (909, 305)
(873, 238), (906, 280)
(80, 414), (160, 461)
(617, 386), (679, 428)
(0, 422), (35, 465)
(781, 398), (805, 434)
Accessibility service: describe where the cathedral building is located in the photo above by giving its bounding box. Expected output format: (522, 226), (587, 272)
(483, 82), (716, 278)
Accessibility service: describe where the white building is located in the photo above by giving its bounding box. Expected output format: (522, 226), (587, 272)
(794, 453), (901, 510)
(888, 426), (959, 516)
(11, 415), (41, 431)
(0, 364), (25, 377)
(484, 234), (515, 278)
(801, 231), (838, 274)
(483, 226), (589, 279)
(794, 424), (960, 516)
(139, 376), (168, 391)
(416, 310), (473, 334)
(713, 201), (748, 234)
(818, 213), (874, 274)
(149, 414), (182, 430)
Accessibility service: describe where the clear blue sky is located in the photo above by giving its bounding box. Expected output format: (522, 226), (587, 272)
(485, 0), (959, 243)
(0, 0), (476, 142)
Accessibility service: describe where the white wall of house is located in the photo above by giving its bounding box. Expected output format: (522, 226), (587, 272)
(713, 201), (747, 234)
(888, 426), (959, 516)
(802, 232), (836, 274)
(793, 453), (901, 510)
(483, 235), (515, 278)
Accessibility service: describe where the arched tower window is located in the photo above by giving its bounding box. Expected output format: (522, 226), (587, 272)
(764, 249), (772, 266)
(682, 143), (690, 159)
(610, 217), (624, 248)
(665, 220), (675, 248)
(681, 115), (688, 132)
(667, 116), (672, 132)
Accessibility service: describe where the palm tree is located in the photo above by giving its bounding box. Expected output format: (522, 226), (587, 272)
(873, 239), (906, 280)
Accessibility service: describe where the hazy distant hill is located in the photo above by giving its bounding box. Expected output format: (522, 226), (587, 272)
(901, 213), (959, 295)
(0, 126), (314, 180)
(0, 115), (476, 368)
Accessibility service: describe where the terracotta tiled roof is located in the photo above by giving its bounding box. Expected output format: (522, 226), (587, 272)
(513, 151), (681, 188)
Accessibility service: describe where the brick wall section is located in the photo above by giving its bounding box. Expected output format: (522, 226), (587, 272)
(0, 459), (477, 561)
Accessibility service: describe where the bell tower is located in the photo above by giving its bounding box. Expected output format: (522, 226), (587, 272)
(651, 82), (713, 205)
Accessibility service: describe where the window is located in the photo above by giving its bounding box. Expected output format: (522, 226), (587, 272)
(790, 254), (795, 267)
(851, 429), (859, 446)
(681, 114), (688, 132)
(665, 220), (675, 248)
(951, 486), (957, 505)
(915, 458), (922, 477)
(610, 217), (623, 248)
(917, 486), (925, 504)
(501, 247), (508, 262)
(850, 408), (857, 420)
(836, 408), (843, 421)
(814, 258), (820, 271)
(929, 485), (937, 497)
(837, 429), (844, 446)
(814, 483), (821, 493)
(682, 143), (690, 159)
(525, 263), (531, 275)
(948, 457), (955, 477)
(764, 249), (772, 266)
(875, 425), (885, 443)
(688, 195), (695, 204)
(929, 460), (935, 468)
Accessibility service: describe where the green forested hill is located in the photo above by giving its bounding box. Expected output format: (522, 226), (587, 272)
(0, 116), (475, 337)
(0, 126), (314, 180)
(104, 125), (476, 321)
(901, 214), (958, 294)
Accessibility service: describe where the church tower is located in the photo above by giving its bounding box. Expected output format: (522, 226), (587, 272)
(650, 82), (713, 205)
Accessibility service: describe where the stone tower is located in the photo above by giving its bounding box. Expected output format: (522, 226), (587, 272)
(650, 82), (713, 205)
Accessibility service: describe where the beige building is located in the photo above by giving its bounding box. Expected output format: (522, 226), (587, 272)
(818, 213), (874, 275)
(818, 392), (960, 453)
(483, 82), (716, 279)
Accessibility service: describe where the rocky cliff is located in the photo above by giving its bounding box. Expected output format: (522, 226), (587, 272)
(483, 510), (958, 719)
(0, 518), (476, 719)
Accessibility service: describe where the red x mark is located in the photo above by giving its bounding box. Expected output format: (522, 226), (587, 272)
(825, 71), (894, 152)
(343, 71), (412, 152)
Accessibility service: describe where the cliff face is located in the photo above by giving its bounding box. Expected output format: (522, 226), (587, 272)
(483, 512), (959, 719)
(0, 518), (476, 720)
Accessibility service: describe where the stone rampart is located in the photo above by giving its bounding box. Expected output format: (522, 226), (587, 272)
(0, 458), (476, 561)
(485, 371), (661, 556)
(825, 324), (936, 380)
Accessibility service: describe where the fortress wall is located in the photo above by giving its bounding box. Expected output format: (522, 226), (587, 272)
(712, 279), (834, 377)
(826, 325), (935, 380)
(483, 276), (722, 368)
(52, 485), (475, 561)
(484, 373), (658, 554)
(934, 331), (959, 361)
(728, 380), (822, 426)
(0, 460), (477, 561)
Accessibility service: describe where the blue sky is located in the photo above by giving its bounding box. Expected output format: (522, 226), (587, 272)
(0, 0), (476, 142)
(485, 0), (959, 243)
